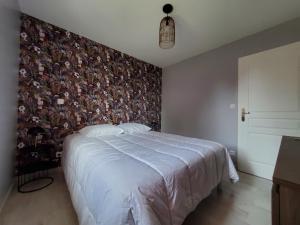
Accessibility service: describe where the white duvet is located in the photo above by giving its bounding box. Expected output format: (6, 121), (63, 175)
(63, 131), (239, 225)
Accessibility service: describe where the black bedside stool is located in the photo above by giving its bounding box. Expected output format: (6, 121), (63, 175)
(17, 127), (58, 193)
(17, 144), (58, 193)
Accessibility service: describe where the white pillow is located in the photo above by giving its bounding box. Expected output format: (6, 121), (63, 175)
(118, 123), (151, 133)
(79, 124), (124, 137)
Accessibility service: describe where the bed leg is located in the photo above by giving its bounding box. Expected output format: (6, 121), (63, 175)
(212, 183), (222, 196)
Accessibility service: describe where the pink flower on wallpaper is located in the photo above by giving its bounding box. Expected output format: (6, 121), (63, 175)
(77, 87), (82, 95)
(64, 122), (69, 129)
(34, 46), (41, 54)
(20, 32), (27, 41)
(18, 142), (25, 149)
(18, 105), (25, 113)
(20, 68), (27, 77)
(65, 61), (71, 68)
(38, 64), (44, 74)
(76, 55), (82, 67)
(76, 114), (81, 123)
(73, 72), (80, 78)
(37, 97), (43, 107)
(126, 91), (130, 100)
(33, 81), (40, 88)
(104, 100), (109, 111)
(39, 30), (45, 41)
(32, 116), (40, 123)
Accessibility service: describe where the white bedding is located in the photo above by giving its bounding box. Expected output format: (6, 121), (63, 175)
(63, 131), (239, 225)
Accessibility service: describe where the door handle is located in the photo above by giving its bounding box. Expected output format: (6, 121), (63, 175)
(241, 108), (250, 122)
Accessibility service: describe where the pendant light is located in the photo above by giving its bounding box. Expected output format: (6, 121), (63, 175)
(159, 4), (175, 49)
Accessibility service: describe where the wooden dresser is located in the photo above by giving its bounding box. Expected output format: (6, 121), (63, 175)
(272, 136), (300, 225)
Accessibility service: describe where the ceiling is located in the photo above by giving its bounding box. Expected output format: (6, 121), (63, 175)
(18, 0), (300, 68)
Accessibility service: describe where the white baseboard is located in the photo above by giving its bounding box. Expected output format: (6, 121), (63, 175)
(0, 183), (14, 214)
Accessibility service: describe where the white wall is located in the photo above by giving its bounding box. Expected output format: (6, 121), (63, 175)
(162, 17), (300, 159)
(0, 0), (19, 210)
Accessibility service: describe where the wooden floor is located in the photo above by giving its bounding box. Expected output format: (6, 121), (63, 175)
(0, 168), (272, 225)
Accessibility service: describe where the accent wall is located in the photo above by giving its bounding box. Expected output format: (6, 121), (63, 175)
(17, 14), (162, 158)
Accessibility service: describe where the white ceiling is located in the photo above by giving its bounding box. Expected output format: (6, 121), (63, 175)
(19, 0), (300, 68)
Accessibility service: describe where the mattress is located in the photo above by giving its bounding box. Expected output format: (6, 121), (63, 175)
(62, 131), (239, 225)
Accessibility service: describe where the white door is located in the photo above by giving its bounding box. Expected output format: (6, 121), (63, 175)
(238, 41), (300, 180)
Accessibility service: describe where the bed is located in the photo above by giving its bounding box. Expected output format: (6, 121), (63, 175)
(63, 128), (239, 225)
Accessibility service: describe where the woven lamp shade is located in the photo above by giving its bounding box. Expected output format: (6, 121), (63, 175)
(159, 16), (175, 49)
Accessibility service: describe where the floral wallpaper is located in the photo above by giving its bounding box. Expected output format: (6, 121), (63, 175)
(17, 14), (162, 158)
